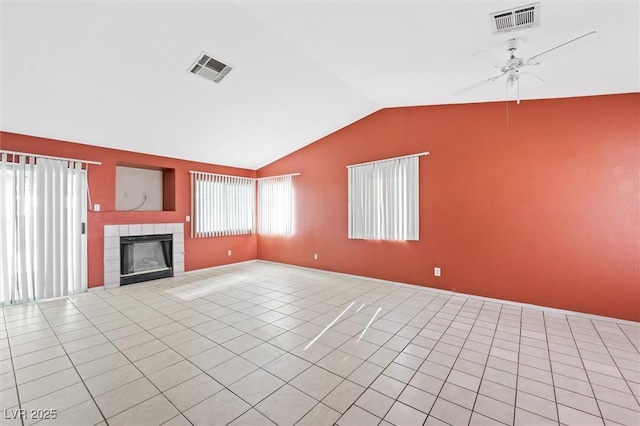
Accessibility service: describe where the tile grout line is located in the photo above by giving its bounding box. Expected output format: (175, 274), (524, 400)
(562, 317), (606, 422)
(424, 298), (488, 426)
(242, 288), (450, 424)
(1, 304), (25, 426)
(28, 300), (108, 426)
(543, 310), (562, 426)
(588, 318), (639, 417)
(294, 290), (455, 425)
(469, 303), (504, 425)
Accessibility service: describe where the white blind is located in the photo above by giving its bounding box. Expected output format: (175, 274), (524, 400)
(191, 172), (255, 238)
(348, 156), (420, 241)
(0, 154), (87, 304)
(258, 175), (294, 235)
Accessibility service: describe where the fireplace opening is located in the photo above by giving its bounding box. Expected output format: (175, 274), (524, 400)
(120, 234), (173, 285)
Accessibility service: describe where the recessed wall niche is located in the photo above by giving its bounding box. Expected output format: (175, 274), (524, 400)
(115, 163), (176, 211)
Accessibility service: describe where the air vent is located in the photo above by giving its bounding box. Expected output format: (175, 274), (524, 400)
(189, 53), (232, 83)
(490, 3), (540, 34)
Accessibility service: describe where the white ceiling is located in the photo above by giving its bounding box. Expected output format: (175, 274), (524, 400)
(1, 1), (638, 169)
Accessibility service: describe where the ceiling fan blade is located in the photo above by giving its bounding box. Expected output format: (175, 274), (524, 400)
(473, 50), (506, 69)
(454, 72), (507, 96)
(520, 71), (546, 84)
(519, 72), (546, 90)
(526, 31), (599, 66)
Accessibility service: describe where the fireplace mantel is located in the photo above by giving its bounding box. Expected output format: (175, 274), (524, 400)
(104, 223), (184, 289)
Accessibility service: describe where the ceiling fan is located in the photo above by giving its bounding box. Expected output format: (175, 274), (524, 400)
(456, 31), (600, 104)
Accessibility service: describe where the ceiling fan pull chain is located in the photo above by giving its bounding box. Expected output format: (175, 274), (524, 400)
(506, 83), (510, 128)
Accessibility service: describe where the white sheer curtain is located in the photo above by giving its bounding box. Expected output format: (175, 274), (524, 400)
(0, 154), (87, 304)
(191, 172), (255, 238)
(258, 175), (294, 235)
(348, 156), (419, 241)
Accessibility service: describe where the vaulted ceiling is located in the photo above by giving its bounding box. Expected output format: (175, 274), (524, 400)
(1, 1), (638, 169)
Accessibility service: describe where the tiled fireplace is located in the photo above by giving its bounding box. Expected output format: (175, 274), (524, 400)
(103, 223), (185, 289)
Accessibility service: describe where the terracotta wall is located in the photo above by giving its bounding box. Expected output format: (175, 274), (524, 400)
(257, 94), (640, 321)
(0, 132), (257, 288)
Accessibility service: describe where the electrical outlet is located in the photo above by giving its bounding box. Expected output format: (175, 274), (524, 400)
(434, 267), (441, 277)
(228, 250), (232, 256)
(186, 216), (190, 222)
(314, 253), (318, 260)
(94, 204), (101, 212)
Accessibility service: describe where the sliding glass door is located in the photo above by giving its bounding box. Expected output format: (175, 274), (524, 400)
(0, 154), (88, 304)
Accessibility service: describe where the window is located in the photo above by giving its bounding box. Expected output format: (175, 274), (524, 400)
(1, 154), (88, 304)
(348, 155), (420, 241)
(191, 172), (255, 238)
(258, 175), (294, 235)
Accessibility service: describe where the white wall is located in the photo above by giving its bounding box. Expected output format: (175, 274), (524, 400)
(115, 166), (163, 211)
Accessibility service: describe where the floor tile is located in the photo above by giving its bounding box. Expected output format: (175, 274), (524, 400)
(370, 373), (405, 399)
(337, 405), (381, 426)
(384, 401), (427, 426)
(317, 349), (364, 378)
(95, 377), (159, 419)
(188, 345), (235, 371)
(263, 353), (312, 382)
(241, 343), (286, 367)
(297, 403), (341, 426)
(229, 369), (285, 405)
(322, 380), (365, 413)
(134, 349), (183, 376)
(474, 394), (515, 425)
(557, 404), (605, 426)
(147, 359), (201, 391)
(348, 361), (384, 388)
(21, 382), (91, 426)
(107, 394), (179, 426)
(430, 397), (472, 425)
(228, 408), (276, 426)
(34, 399), (104, 426)
(397, 385), (436, 414)
(163, 373), (223, 412)
(184, 388), (250, 426)
(207, 356), (258, 386)
(291, 365), (343, 400)
(355, 388), (395, 418)
(18, 367), (81, 403)
(256, 384), (318, 426)
(14, 355), (73, 385)
(84, 363), (142, 396)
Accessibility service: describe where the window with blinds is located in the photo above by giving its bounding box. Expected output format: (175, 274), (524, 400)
(258, 175), (294, 235)
(348, 156), (420, 241)
(191, 172), (255, 238)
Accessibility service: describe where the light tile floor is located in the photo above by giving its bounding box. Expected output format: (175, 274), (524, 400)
(1, 261), (639, 426)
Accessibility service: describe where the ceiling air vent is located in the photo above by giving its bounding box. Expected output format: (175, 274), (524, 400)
(189, 53), (232, 83)
(490, 3), (540, 34)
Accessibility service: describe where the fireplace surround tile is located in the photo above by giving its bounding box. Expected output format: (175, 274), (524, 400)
(103, 223), (185, 289)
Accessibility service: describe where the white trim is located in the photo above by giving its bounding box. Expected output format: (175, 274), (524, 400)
(257, 173), (300, 180)
(0, 150), (102, 166)
(347, 151), (429, 169)
(256, 261), (639, 326)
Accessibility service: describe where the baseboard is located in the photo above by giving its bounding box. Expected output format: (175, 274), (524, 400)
(185, 259), (258, 275)
(256, 260), (639, 326)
